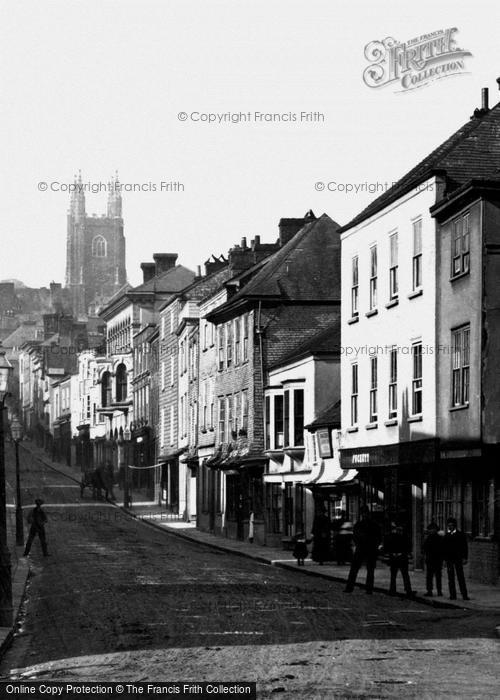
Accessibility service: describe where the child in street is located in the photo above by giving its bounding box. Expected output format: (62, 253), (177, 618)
(293, 532), (309, 566)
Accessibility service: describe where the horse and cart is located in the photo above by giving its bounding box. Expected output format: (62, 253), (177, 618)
(80, 463), (117, 500)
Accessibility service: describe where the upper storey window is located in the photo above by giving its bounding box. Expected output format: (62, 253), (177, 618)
(92, 235), (107, 257)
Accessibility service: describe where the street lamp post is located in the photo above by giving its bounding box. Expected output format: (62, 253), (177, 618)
(123, 426), (131, 509)
(0, 344), (13, 626)
(10, 417), (24, 547)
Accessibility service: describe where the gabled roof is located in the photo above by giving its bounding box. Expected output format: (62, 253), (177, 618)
(208, 214), (341, 320)
(269, 319), (340, 370)
(2, 322), (43, 348)
(341, 99), (500, 232)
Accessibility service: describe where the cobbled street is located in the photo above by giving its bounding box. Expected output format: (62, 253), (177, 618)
(1, 447), (498, 699)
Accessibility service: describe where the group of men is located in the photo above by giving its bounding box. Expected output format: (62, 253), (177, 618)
(21, 498), (471, 603)
(343, 506), (470, 600)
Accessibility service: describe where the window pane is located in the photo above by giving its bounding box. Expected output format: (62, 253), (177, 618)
(370, 246), (377, 276)
(274, 395), (284, 447)
(293, 390), (304, 446)
(413, 220), (422, 254)
(390, 233), (398, 266)
(352, 256), (358, 285)
(284, 391), (290, 447)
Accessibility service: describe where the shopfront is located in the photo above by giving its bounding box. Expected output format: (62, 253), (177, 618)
(340, 438), (439, 568)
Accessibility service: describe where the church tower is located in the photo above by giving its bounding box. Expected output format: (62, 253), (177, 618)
(65, 172), (127, 319)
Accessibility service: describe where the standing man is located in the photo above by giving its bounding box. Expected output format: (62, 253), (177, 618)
(383, 522), (415, 597)
(443, 517), (469, 601)
(23, 498), (49, 557)
(344, 505), (381, 594)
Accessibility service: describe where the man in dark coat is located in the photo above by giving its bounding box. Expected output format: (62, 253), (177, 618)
(311, 506), (331, 565)
(443, 517), (469, 600)
(383, 522), (415, 597)
(23, 498), (49, 557)
(344, 506), (381, 594)
(423, 521), (443, 597)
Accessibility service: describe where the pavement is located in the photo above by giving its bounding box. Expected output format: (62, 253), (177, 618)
(1, 439), (498, 661)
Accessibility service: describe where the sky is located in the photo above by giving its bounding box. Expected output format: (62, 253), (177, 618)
(1, 0), (499, 288)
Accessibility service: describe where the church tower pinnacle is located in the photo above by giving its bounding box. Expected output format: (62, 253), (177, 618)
(107, 170), (122, 218)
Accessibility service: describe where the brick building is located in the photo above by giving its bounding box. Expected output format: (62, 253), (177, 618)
(206, 212), (341, 544)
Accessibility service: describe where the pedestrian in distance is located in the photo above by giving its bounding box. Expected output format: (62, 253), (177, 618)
(443, 517), (469, 600)
(423, 521), (443, 597)
(292, 531), (309, 566)
(311, 504), (331, 565)
(23, 498), (49, 557)
(344, 505), (381, 594)
(383, 522), (415, 597)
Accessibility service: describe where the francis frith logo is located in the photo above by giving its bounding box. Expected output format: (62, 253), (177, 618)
(363, 28), (472, 92)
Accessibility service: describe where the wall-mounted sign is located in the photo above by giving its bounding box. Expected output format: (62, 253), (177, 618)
(317, 429), (333, 459)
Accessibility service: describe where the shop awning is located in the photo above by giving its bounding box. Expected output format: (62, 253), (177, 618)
(157, 447), (187, 462)
(303, 457), (358, 490)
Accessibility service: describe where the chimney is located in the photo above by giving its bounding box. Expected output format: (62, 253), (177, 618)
(50, 282), (63, 311)
(241, 237), (247, 249)
(204, 255), (227, 276)
(153, 253), (178, 276)
(252, 235), (261, 250)
(278, 211), (316, 247)
(482, 87), (489, 110)
(196, 265), (202, 278)
(140, 262), (156, 283)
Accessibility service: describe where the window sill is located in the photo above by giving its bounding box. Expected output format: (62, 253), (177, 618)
(450, 270), (470, 283)
(384, 419), (398, 426)
(408, 415), (423, 423)
(347, 316), (359, 325)
(365, 422), (378, 430)
(408, 289), (423, 300)
(449, 404), (469, 412)
(385, 298), (399, 309)
(365, 309), (378, 318)
(346, 426), (358, 433)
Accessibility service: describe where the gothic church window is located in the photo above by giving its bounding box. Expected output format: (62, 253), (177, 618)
(92, 235), (107, 257)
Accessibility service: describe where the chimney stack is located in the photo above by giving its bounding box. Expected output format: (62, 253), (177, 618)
(241, 237), (247, 249)
(140, 262), (156, 283)
(278, 211), (316, 247)
(482, 87), (489, 111)
(153, 253), (178, 276)
(196, 265), (202, 278)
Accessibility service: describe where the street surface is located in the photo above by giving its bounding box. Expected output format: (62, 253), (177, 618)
(0, 445), (499, 699)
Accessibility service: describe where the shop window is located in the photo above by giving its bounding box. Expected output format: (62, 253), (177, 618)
(473, 480), (493, 537)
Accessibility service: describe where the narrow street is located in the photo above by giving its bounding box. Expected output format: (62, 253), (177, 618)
(1, 446), (498, 699)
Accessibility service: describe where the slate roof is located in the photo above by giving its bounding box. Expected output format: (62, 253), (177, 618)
(269, 319), (340, 370)
(341, 99), (500, 231)
(130, 265), (195, 294)
(208, 214), (341, 319)
(306, 399), (341, 430)
(2, 322), (44, 348)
